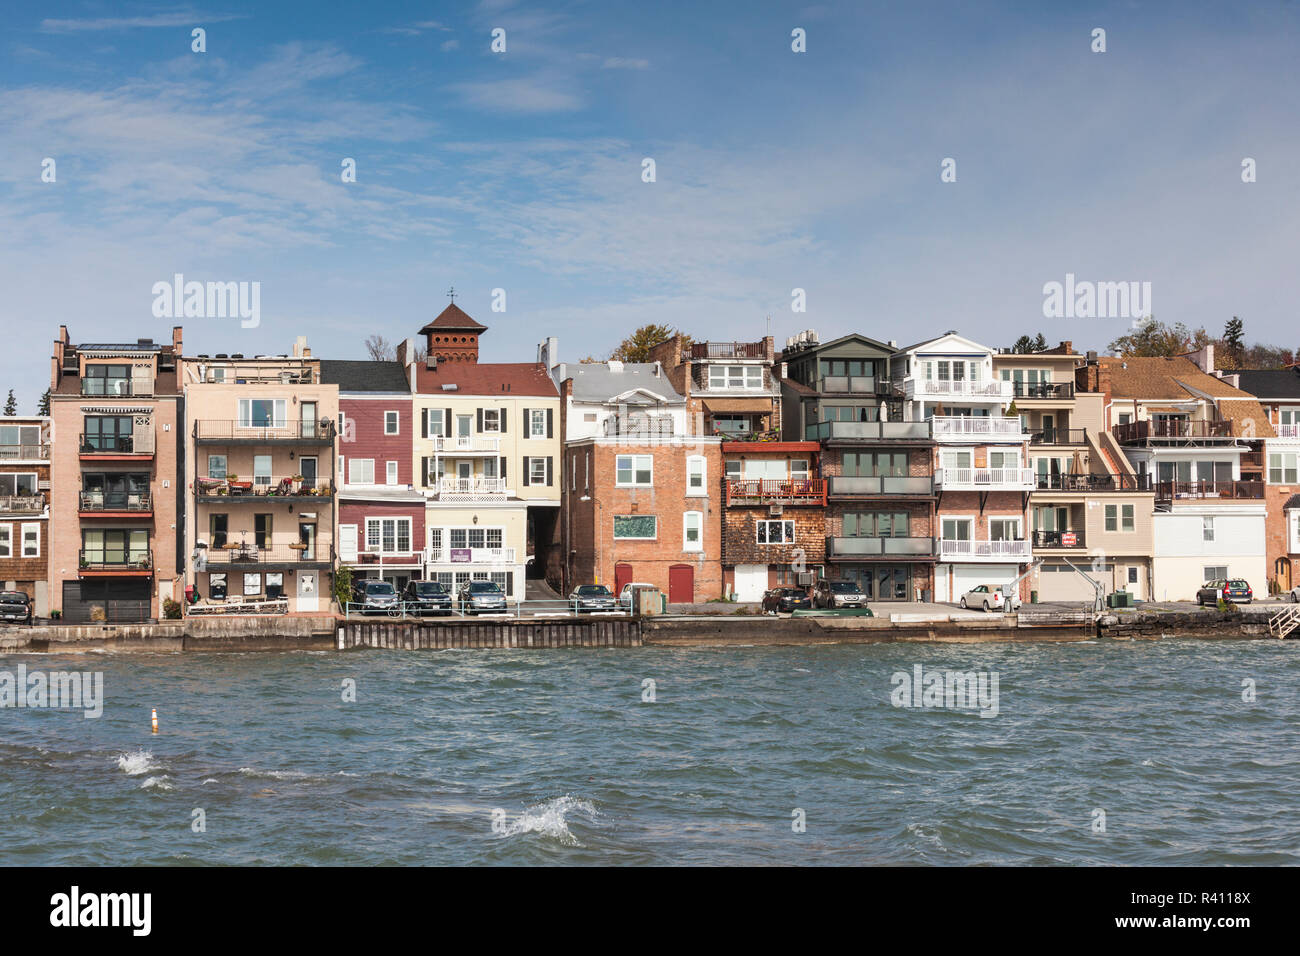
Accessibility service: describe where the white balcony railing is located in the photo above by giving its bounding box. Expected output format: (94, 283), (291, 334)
(434, 436), (501, 453)
(435, 477), (508, 501)
(937, 538), (1032, 561)
(934, 467), (1035, 491)
(931, 416), (1026, 440)
(426, 546), (518, 565)
(905, 378), (1013, 401)
(1277, 424), (1300, 439)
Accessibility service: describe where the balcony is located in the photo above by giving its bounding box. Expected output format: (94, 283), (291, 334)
(79, 549), (153, 575)
(1155, 480), (1265, 503)
(79, 433), (154, 457)
(905, 378), (1013, 401)
(603, 414), (676, 439)
(937, 538), (1031, 561)
(932, 416), (1026, 441)
(934, 467), (1035, 491)
(351, 549), (425, 568)
(1113, 420), (1234, 444)
(1030, 428), (1088, 446)
(79, 491), (152, 515)
(1009, 381), (1074, 401)
(826, 475), (934, 497)
(193, 420), (336, 444)
(1034, 473), (1152, 492)
(805, 420), (932, 442)
(194, 476), (335, 502)
(433, 477), (508, 501)
(203, 543), (332, 568)
(826, 536), (936, 559)
(0, 443), (50, 460)
(1277, 424), (1300, 439)
(822, 376), (886, 394)
(1032, 529), (1086, 549)
(691, 341), (767, 360)
(426, 546), (518, 565)
(81, 380), (152, 397)
(725, 478), (826, 506)
(0, 493), (46, 515)
(434, 435), (501, 454)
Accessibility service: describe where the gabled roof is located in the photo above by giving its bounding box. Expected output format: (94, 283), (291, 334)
(564, 362), (685, 403)
(783, 332), (897, 359)
(413, 361), (557, 398)
(893, 331), (992, 356)
(1234, 368), (1300, 401)
(1283, 494), (1300, 511)
(1098, 356), (1274, 438)
(418, 303), (488, 334)
(319, 360), (410, 393)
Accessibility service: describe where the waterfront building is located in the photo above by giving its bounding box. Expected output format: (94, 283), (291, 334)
(321, 359), (426, 594)
(407, 306), (560, 602)
(647, 333), (781, 438)
(48, 327), (184, 622)
(0, 416), (52, 615)
(182, 339), (338, 612)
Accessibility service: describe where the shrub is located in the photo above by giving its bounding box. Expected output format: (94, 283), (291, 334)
(333, 566), (354, 608)
(162, 598), (183, 620)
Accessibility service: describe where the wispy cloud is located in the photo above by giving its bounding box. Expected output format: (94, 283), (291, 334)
(601, 57), (648, 70)
(449, 76), (582, 113)
(40, 11), (246, 33)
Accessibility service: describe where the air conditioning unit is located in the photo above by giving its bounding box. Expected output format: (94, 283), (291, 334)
(768, 503), (784, 516)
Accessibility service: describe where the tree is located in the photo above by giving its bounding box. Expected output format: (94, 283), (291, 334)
(363, 335), (426, 363)
(1106, 317), (1208, 357)
(1034, 332), (1047, 352)
(2, 390), (15, 416)
(1011, 334), (1047, 354)
(37, 388), (50, 417)
(609, 324), (690, 363)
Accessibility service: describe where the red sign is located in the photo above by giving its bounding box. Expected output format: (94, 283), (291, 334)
(1060, 532), (1077, 547)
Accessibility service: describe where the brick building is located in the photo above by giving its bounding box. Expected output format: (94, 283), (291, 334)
(0, 417), (51, 615)
(648, 334), (780, 438)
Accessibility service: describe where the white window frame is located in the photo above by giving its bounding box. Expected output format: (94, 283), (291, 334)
(384, 410), (399, 435)
(349, 458), (376, 485)
(366, 517), (413, 554)
(615, 454), (653, 487)
(529, 456), (547, 485)
(386, 461), (398, 485)
(482, 408), (501, 433)
(243, 572), (262, 596)
(237, 398), (287, 429)
(1203, 517), (1215, 542)
(756, 519), (795, 544)
(686, 455), (707, 497)
(207, 454), (227, 479)
(683, 511), (703, 551)
(20, 522), (39, 558)
(0, 523), (11, 558)
(529, 409), (546, 438)
(428, 408), (446, 438)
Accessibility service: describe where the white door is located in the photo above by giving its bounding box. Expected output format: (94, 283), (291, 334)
(297, 572), (318, 612)
(339, 524), (358, 562)
(734, 564), (768, 602)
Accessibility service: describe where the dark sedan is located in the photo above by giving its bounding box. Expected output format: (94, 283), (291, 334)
(761, 587), (811, 614)
(1196, 578), (1253, 606)
(403, 580), (453, 616)
(569, 584), (617, 613)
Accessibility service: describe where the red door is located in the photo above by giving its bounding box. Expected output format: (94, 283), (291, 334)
(614, 562), (633, 596)
(668, 564), (694, 604)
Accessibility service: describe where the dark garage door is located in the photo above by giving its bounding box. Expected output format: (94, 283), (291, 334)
(62, 580), (152, 624)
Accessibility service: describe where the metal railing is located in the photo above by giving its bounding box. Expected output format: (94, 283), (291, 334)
(1032, 529), (1086, 548)
(194, 476), (335, 499)
(603, 414), (676, 438)
(1113, 420), (1234, 443)
(804, 420), (932, 441)
(826, 475), (933, 496)
(0, 444), (50, 460)
(0, 493), (46, 514)
(203, 543), (330, 565)
(81, 380), (151, 397)
(79, 434), (143, 454)
(691, 341), (767, 359)
(1030, 428), (1088, 445)
(433, 435), (501, 453)
(825, 536), (935, 557)
(725, 478), (826, 505)
(78, 491), (152, 512)
(1009, 381), (1074, 400)
(937, 538), (1031, 559)
(932, 416), (1024, 438)
(934, 467), (1036, 490)
(79, 549), (153, 571)
(1033, 473), (1152, 492)
(1155, 479), (1265, 501)
(343, 598), (632, 620)
(193, 419), (336, 441)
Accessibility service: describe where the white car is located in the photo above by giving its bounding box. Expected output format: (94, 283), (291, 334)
(1289, 585), (1300, 603)
(618, 582), (656, 610)
(958, 584), (1021, 612)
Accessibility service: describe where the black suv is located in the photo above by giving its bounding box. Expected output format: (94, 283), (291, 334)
(403, 580), (453, 616)
(0, 591), (32, 624)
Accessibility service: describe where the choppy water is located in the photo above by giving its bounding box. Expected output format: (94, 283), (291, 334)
(1, 639), (1297, 865)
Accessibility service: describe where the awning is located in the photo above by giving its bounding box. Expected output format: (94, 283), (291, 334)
(702, 398), (770, 413)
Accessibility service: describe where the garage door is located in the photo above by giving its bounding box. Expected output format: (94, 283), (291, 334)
(61, 580), (152, 624)
(733, 564), (767, 602)
(1036, 564), (1097, 602)
(939, 564), (1019, 602)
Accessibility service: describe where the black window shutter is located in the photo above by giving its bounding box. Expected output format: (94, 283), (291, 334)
(546, 408), (553, 438)
(421, 409), (428, 438)
(446, 408), (452, 434)
(522, 456), (530, 486)
(506, 571), (514, 599)
(499, 456), (507, 480)
(545, 456), (553, 486)
(476, 408), (483, 432)
(522, 407), (529, 434)
(500, 408), (507, 433)
(422, 456), (430, 486)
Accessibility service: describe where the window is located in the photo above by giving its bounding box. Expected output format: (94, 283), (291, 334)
(1204, 565), (1228, 582)
(254, 514), (272, 549)
(238, 398), (286, 428)
(210, 513), (228, 549)
(1269, 453), (1299, 484)
(616, 455), (653, 487)
(842, 452), (906, 477)
(253, 455), (272, 487)
(21, 523), (39, 557)
(571, 455), (576, 490)
(529, 456), (548, 486)
(83, 364), (131, 395)
(684, 511), (703, 551)
(428, 409), (446, 437)
(1203, 517), (1215, 542)
(0, 525), (9, 558)
(1127, 567), (1139, 585)
(83, 415), (134, 451)
(366, 518), (412, 553)
(686, 456), (707, 496)
(208, 455), (227, 479)
(349, 458), (375, 484)
(0, 473), (37, 496)
(266, 572), (284, 598)
(613, 515), (657, 540)
(81, 529), (148, 565)
(708, 365), (763, 389)
(482, 408), (501, 432)
(1121, 504), (1135, 532)
(757, 519), (796, 544)
(989, 517), (1021, 540)
(386, 461), (398, 485)
(530, 409), (546, 438)
(243, 573), (262, 597)
(844, 512), (909, 537)
(384, 411), (399, 435)
(1118, 412), (1132, 426)
(1104, 504), (1136, 532)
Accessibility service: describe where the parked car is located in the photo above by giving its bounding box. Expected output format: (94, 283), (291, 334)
(352, 579), (400, 615)
(1289, 584), (1300, 603)
(1196, 578), (1253, 606)
(618, 582), (656, 611)
(813, 580), (867, 609)
(570, 584), (617, 613)
(458, 580), (508, 615)
(403, 580), (453, 616)
(958, 584), (1022, 612)
(762, 587), (811, 614)
(0, 590), (32, 624)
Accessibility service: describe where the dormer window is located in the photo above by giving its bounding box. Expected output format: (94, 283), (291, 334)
(83, 365), (131, 396)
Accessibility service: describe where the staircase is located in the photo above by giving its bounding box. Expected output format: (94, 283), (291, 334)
(1267, 604), (1300, 639)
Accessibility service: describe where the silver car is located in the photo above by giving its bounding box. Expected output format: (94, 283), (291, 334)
(457, 580), (508, 615)
(958, 584), (1021, 612)
(813, 580), (867, 608)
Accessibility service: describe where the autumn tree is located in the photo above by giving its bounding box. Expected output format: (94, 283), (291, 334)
(609, 325), (691, 363)
(1107, 317), (1209, 357)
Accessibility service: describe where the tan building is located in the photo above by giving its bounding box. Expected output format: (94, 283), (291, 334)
(48, 328), (184, 622)
(182, 340), (338, 613)
(0, 417), (52, 616)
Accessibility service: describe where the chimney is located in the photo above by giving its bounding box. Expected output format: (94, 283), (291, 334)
(762, 335), (774, 361)
(172, 326), (183, 354)
(1060, 341), (1073, 354)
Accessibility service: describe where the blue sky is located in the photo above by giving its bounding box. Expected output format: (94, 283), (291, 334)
(2, 1), (1299, 409)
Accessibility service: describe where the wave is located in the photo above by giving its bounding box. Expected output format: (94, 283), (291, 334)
(497, 795), (597, 846)
(116, 750), (161, 776)
(140, 775), (174, 791)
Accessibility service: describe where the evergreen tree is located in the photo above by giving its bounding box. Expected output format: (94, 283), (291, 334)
(2, 390), (16, 416)
(37, 388), (50, 417)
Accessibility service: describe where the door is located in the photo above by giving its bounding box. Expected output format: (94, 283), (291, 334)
(296, 571), (318, 612)
(299, 522), (317, 561)
(668, 564), (694, 604)
(339, 524), (358, 562)
(301, 401), (317, 439)
(614, 562), (633, 595)
(733, 564), (767, 602)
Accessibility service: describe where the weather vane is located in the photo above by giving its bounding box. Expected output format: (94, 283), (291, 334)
(446, 286), (456, 304)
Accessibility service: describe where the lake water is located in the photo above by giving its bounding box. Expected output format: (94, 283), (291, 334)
(1, 638), (1296, 865)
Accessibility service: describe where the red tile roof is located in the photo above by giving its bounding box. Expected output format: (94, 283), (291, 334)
(414, 361), (558, 397)
(418, 303), (487, 334)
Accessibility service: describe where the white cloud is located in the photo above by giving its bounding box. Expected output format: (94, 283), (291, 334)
(40, 12), (246, 32)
